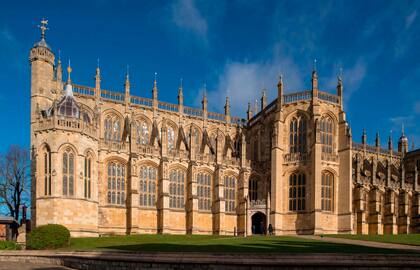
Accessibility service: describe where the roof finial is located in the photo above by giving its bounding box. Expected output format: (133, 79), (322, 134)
(126, 64), (130, 80)
(203, 82), (207, 98)
(402, 123), (405, 136)
(58, 49), (61, 64)
(180, 77), (183, 88)
(313, 58), (317, 72)
(67, 59), (72, 84)
(38, 18), (49, 41)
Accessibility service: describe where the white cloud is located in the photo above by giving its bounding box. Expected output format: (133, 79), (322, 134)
(203, 46), (304, 117)
(171, 0), (208, 38)
(406, 10), (417, 29)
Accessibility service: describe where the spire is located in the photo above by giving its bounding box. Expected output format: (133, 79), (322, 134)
(337, 67), (343, 107)
(254, 99), (258, 114)
(311, 59), (318, 90)
(277, 74), (283, 98)
(247, 102), (253, 120)
(152, 72), (158, 100)
(261, 89), (267, 110)
(201, 83), (208, 111)
(398, 123), (409, 155)
(224, 96), (230, 116)
(388, 131), (393, 151)
(375, 132), (380, 148)
(64, 60), (73, 97)
(362, 128), (367, 145)
(56, 49), (62, 82)
(95, 58), (101, 98)
(66, 60), (72, 84)
(178, 78), (183, 106)
(124, 65), (130, 96)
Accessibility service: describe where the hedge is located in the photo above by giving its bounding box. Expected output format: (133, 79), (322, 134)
(26, 224), (70, 250)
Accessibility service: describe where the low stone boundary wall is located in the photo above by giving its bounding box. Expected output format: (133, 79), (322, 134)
(0, 251), (419, 269)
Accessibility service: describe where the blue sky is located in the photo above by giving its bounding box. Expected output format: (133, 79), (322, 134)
(0, 0), (419, 153)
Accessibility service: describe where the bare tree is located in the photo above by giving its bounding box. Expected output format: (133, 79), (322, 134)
(0, 145), (30, 222)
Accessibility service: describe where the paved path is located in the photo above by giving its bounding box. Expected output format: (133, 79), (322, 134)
(295, 235), (420, 253)
(0, 261), (72, 270)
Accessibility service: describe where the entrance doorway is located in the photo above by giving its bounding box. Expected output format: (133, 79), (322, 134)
(251, 212), (266, 235)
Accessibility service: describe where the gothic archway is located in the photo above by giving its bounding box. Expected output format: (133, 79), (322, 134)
(251, 212), (266, 235)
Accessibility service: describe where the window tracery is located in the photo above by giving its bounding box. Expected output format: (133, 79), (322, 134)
(197, 172), (212, 211)
(107, 162), (125, 205)
(84, 156), (92, 199)
(289, 173), (306, 211)
(167, 126), (175, 151)
(289, 116), (307, 153)
(104, 114), (121, 141)
(321, 171), (333, 211)
(139, 166), (157, 207)
(169, 169), (185, 209)
(320, 116), (334, 153)
(62, 148), (75, 196)
(43, 147), (51, 196)
(137, 121), (149, 145)
(224, 175), (236, 213)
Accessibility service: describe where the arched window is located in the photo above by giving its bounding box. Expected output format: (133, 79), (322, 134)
(197, 172), (212, 211)
(320, 117), (333, 153)
(289, 173), (306, 211)
(62, 148), (75, 196)
(289, 116), (307, 153)
(137, 121), (149, 145)
(234, 138), (241, 157)
(43, 147), (51, 196)
(321, 172), (333, 211)
(84, 156), (92, 199)
(249, 178), (262, 201)
(104, 115), (121, 142)
(224, 176), (236, 213)
(167, 126), (175, 151)
(169, 169), (185, 209)
(107, 162), (125, 205)
(139, 166), (157, 207)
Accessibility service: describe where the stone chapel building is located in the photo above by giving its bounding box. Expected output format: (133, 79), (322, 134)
(30, 21), (420, 236)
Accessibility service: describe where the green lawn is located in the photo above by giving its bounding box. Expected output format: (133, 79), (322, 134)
(67, 234), (411, 254)
(324, 234), (420, 246)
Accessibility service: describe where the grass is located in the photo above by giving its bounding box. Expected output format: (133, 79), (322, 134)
(324, 234), (420, 246)
(67, 234), (412, 254)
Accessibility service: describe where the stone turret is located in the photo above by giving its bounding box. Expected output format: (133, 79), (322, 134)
(398, 125), (409, 155)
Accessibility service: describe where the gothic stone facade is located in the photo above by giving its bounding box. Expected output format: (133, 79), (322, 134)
(30, 27), (420, 237)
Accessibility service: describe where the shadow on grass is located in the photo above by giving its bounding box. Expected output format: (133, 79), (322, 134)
(98, 239), (409, 254)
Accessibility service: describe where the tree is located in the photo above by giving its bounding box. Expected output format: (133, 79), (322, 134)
(0, 145), (30, 222)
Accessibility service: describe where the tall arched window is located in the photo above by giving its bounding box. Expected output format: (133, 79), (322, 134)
(321, 172), (333, 211)
(43, 147), (51, 196)
(107, 162), (125, 205)
(62, 148), (75, 196)
(249, 178), (262, 201)
(320, 117), (333, 153)
(197, 172), (212, 211)
(289, 116), (307, 153)
(137, 121), (149, 145)
(84, 156), (92, 199)
(104, 115), (121, 141)
(289, 173), (306, 211)
(224, 176), (236, 213)
(139, 166), (157, 207)
(167, 126), (175, 151)
(169, 169), (185, 209)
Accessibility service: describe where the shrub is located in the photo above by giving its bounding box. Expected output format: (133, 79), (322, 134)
(0, 241), (21, 250)
(27, 224), (70, 250)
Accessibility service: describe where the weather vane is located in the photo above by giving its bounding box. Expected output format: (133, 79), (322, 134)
(37, 18), (49, 40)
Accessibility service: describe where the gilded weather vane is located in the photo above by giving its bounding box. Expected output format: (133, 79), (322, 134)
(37, 18), (49, 40)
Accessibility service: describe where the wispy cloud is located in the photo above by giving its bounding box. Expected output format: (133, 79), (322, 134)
(0, 26), (24, 70)
(171, 0), (208, 39)
(203, 45), (303, 116)
(406, 10), (417, 29)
